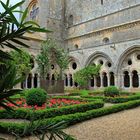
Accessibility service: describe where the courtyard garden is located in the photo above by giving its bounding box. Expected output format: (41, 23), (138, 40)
(1, 86), (140, 139)
(1, 0), (140, 140)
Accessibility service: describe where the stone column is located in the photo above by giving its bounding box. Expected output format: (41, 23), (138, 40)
(67, 75), (70, 87)
(107, 73), (110, 87)
(121, 74), (124, 89)
(25, 76), (28, 89)
(129, 73), (132, 88)
(139, 74), (140, 88)
(100, 74), (103, 88)
(38, 74), (41, 88)
(114, 74), (118, 87)
(94, 76), (97, 89)
(31, 74), (34, 88)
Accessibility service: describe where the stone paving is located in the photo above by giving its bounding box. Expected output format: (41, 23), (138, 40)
(1, 107), (140, 140)
(64, 107), (140, 140)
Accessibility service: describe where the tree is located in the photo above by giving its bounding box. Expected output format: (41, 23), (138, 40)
(74, 65), (101, 88)
(0, 1), (74, 139)
(0, 0), (50, 108)
(9, 49), (32, 77)
(36, 38), (69, 80)
(0, 0), (51, 62)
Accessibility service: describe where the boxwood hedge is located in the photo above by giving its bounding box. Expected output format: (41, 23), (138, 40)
(0, 100), (104, 120)
(1, 100), (140, 136)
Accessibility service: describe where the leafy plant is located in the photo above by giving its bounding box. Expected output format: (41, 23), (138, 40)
(26, 88), (47, 106)
(9, 49), (32, 77)
(74, 65), (101, 88)
(0, 0), (51, 62)
(36, 38), (69, 79)
(0, 62), (22, 110)
(104, 86), (119, 97)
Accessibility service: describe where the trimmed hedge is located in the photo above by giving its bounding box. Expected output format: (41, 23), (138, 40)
(80, 94), (140, 103)
(1, 100), (140, 136)
(0, 100), (104, 120)
(105, 94), (140, 103)
(104, 86), (119, 97)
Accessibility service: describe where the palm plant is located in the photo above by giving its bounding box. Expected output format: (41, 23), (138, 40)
(0, 62), (22, 110)
(0, 1), (75, 139)
(0, 0), (51, 62)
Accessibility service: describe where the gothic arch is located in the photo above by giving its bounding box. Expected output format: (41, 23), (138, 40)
(116, 45), (140, 74)
(85, 51), (113, 66)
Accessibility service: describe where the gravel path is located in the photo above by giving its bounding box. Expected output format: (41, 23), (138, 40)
(64, 107), (140, 140)
(1, 107), (140, 140)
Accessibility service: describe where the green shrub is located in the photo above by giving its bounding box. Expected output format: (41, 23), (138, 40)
(104, 86), (119, 97)
(25, 88), (47, 106)
(0, 100), (104, 120)
(1, 100), (140, 136)
(80, 90), (89, 96)
(105, 93), (140, 103)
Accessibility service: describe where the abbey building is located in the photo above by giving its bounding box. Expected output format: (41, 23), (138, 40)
(21, 0), (140, 91)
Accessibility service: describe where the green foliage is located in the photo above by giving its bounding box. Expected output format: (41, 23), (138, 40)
(0, 100), (104, 120)
(104, 93), (140, 103)
(0, 120), (75, 140)
(74, 65), (101, 88)
(104, 86), (119, 97)
(36, 39), (69, 79)
(0, 0), (51, 62)
(0, 62), (22, 110)
(1, 100), (140, 137)
(9, 49), (32, 77)
(26, 88), (47, 106)
(80, 90), (89, 96)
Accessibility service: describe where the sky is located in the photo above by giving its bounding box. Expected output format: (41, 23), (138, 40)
(0, 0), (21, 19)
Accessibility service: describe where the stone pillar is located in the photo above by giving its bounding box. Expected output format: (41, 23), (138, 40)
(139, 74), (140, 88)
(94, 76), (97, 88)
(114, 74), (117, 87)
(107, 73), (110, 87)
(25, 76), (28, 89)
(100, 74), (103, 88)
(67, 75), (70, 87)
(121, 74), (124, 89)
(129, 73), (132, 88)
(31, 74), (34, 88)
(38, 74), (41, 87)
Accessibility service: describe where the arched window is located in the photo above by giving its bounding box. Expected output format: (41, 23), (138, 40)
(46, 74), (50, 80)
(51, 74), (55, 85)
(103, 72), (108, 87)
(101, 0), (104, 5)
(34, 74), (38, 88)
(90, 77), (94, 87)
(65, 74), (68, 87)
(21, 73), (26, 89)
(96, 75), (101, 87)
(70, 74), (73, 87)
(124, 71), (130, 87)
(132, 70), (139, 88)
(110, 72), (115, 86)
(27, 74), (32, 88)
(30, 4), (39, 20)
(74, 82), (78, 87)
(68, 15), (73, 27)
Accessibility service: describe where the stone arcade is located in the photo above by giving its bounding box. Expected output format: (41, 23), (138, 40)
(21, 0), (140, 91)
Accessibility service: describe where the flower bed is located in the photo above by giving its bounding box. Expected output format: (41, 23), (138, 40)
(0, 98), (86, 110)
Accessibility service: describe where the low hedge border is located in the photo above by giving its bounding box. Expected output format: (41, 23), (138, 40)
(0, 100), (104, 120)
(51, 96), (100, 102)
(81, 94), (140, 103)
(1, 100), (140, 136)
(105, 94), (140, 103)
